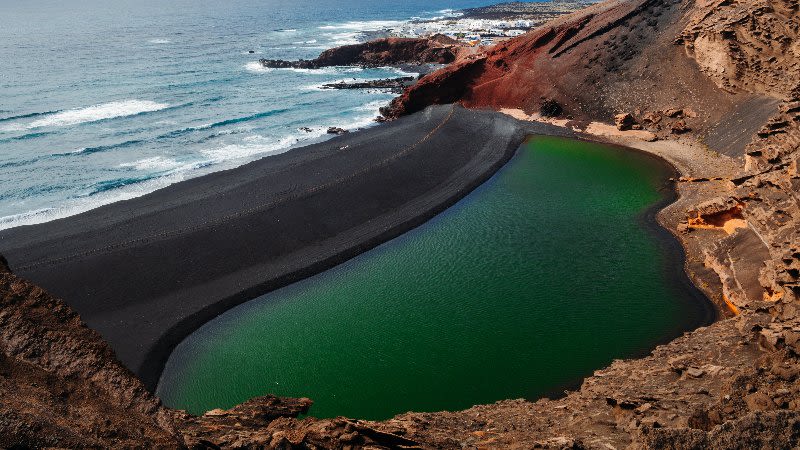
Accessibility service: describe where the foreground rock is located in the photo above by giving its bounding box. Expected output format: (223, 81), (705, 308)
(260, 36), (459, 70)
(0, 264), (182, 447)
(4, 256), (800, 448)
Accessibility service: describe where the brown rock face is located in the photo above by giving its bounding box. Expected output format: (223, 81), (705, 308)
(260, 36), (459, 70)
(0, 267), (182, 447)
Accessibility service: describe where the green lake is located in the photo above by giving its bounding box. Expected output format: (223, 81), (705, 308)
(157, 136), (712, 420)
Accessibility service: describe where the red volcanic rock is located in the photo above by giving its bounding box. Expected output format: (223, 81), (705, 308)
(382, 0), (798, 135)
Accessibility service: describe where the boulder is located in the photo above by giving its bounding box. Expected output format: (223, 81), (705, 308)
(540, 98), (563, 117)
(615, 113), (636, 131)
(671, 119), (691, 134)
(744, 392), (776, 412)
(327, 127), (349, 135)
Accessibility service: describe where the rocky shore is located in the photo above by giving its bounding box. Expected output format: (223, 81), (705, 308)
(320, 77), (415, 94)
(1, 0), (799, 447)
(259, 35), (460, 70)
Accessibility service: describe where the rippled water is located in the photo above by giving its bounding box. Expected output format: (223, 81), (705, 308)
(0, 0), (508, 228)
(157, 137), (711, 420)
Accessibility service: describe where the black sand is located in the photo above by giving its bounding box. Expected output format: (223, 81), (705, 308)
(0, 105), (572, 390)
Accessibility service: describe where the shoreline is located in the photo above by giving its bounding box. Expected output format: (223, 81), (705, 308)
(517, 132), (719, 406)
(0, 105), (573, 391)
(0, 102), (720, 403)
(0, 103), (721, 396)
(501, 108), (739, 318)
(157, 133), (716, 417)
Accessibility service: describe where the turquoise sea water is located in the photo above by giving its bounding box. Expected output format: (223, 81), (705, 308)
(157, 137), (711, 420)
(0, 0), (514, 229)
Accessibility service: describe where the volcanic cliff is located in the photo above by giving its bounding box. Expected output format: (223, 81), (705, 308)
(385, 0), (800, 317)
(2, 0), (800, 448)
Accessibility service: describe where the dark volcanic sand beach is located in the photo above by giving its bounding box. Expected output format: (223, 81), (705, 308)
(0, 105), (572, 390)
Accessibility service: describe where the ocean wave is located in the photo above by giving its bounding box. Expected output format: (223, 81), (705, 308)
(148, 38), (171, 44)
(327, 32), (361, 46)
(0, 115), (380, 230)
(245, 61), (272, 73)
(0, 110), (61, 123)
(158, 108), (289, 139)
(0, 171), (195, 230)
(26, 100), (170, 128)
(66, 139), (146, 156)
(318, 20), (404, 31)
(0, 130), (59, 143)
(351, 99), (392, 112)
(200, 134), (304, 164)
(0, 157), (44, 169)
(118, 156), (181, 171)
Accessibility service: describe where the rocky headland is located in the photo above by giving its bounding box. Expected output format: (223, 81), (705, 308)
(259, 35), (461, 70)
(2, 0), (800, 448)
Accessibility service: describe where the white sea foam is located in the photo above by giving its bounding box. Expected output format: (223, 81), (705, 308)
(27, 100), (169, 128)
(0, 173), (188, 231)
(245, 61), (272, 73)
(274, 66), (364, 75)
(0, 113), (384, 230)
(0, 123), (25, 133)
(318, 20), (404, 31)
(148, 38), (171, 44)
(328, 32), (361, 46)
(352, 99), (392, 112)
(200, 134), (310, 164)
(118, 156), (181, 171)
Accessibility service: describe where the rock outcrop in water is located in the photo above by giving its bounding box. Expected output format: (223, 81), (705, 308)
(259, 36), (460, 70)
(320, 76), (416, 94)
(3, 0), (800, 447)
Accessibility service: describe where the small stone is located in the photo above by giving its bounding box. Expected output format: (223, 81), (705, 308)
(636, 403), (653, 413)
(745, 392), (776, 411)
(671, 119), (690, 134)
(664, 108), (684, 118)
(686, 367), (705, 378)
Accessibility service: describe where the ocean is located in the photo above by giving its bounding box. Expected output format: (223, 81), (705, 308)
(0, 0), (513, 229)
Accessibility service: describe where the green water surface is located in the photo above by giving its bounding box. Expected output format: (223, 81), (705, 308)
(157, 136), (709, 420)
